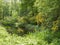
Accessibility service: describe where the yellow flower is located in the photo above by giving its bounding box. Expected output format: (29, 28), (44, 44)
(52, 20), (59, 31)
(35, 12), (45, 25)
(51, 26), (58, 31)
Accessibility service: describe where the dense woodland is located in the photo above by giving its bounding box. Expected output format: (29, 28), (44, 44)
(0, 0), (60, 45)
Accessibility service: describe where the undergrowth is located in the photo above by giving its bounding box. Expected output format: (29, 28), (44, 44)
(0, 26), (60, 45)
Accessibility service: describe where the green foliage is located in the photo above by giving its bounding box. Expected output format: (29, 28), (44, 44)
(0, 26), (9, 38)
(0, 28), (60, 45)
(0, 0), (60, 45)
(34, 0), (60, 30)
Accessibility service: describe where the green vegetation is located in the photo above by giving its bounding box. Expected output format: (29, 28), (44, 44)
(0, 26), (60, 45)
(0, 0), (60, 45)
